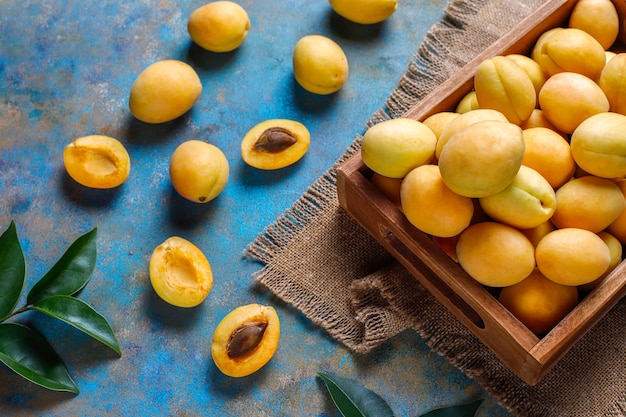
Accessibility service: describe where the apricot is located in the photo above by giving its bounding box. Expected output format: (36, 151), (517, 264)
(361, 118), (436, 178)
(498, 269), (579, 336)
(579, 231), (623, 292)
(129, 60), (202, 124)
(607, 179), (626, 244)
(530, 27), (563, 64)
(241, 119), (310, 170)
(473, 56), (536, 124)
(568, 0), (619, 50)
(519, 109), (564, 135)
(551, 176), (625, 233)
(535, 28), (606, 79)
(400, 164), (474, 238)
(329, 0), (397, 24)
(187, 1), (250, 53)
(538, 71), (609, 134)
(149, 236), (213, 308)
(422, 111), (458, 140)
(535, 228), (611, 286)
(570, 112), (626, 179)
(292, 35), (348, 95)
(505, 54), (547, 103)
(456, 222), (535, 287)
(170, 140), (229, 203)
(63, 135), (131, 189)
(478, 165), (556, 230)
(598, 53), (626, 116)
(370, 172), (402, 208)
(212, 304), (280, 377)
(455, 91), (479, 114)
(438, 119), (525, 198)
(521, 127), (575, 188)
(519, 220), (555, 248)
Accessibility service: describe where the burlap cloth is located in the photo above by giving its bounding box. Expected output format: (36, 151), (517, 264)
(244, 0), (626, 416)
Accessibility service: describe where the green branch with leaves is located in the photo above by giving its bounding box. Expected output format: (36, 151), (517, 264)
(0, 221), (121, 394)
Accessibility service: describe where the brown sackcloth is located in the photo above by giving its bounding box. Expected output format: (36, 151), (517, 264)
(244, 0), (626, 416)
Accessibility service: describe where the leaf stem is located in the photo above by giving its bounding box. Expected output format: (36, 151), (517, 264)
(2, 304), (31, 322)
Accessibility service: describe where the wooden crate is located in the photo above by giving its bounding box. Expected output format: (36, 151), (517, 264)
(336, 0), (626, 385)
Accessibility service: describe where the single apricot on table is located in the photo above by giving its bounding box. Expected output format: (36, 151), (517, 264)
(212, 304), (280, 377)
(170, 140), (229, 203)
(241, 119), (310, 170)
(499, 269), (579, 336)
(187, 1), (250, 53)
(63, 135), (131, 189)
(292, 35), (348, 95)
(149, 236), (213, 308)
(329, 0), (397, 24)
(456, 222), (536, 287)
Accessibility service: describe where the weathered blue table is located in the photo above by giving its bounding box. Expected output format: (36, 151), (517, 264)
(0, 1), (514, 416)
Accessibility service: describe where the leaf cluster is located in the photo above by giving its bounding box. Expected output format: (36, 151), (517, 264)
(318, 372), (485, 417)
(0, 221), (121, 394)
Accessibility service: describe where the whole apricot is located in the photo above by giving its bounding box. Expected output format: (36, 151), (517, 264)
(370, 173), (402, 208)
(400, 164), (474, 238)
(570, 112), (626, 179)
(129, 60), (202, 124)
(474, 56), (536, 124)
(292, 35), (348, 95)
(568, 0), (619, 49)
(599, 53), (626, 116)
(505, 54), (547, 102)
(329, 0), (397, 24)
(607, 179), (626, 244)
(212, 304), (280, 377)
(519, 220), (555, 248)
(538, 72), (609, 134)
(552, 175), (625, 233)
(438, 120), (525, 198)
(63, 135), (131, 189)
(361, 118), (436, 179)
(579, 231), (623, 292)
(456, 222), (535, 287)
(522, 127), (575, 188)
(519, 109), (564, 135)
(187, 1), (250, 53)
(498, 269), (579, 336)
(455, 91), (479, 114)
(241, 119), (310, 170)
(535, 228), (611, 286)
(170, 140), (229, 203)
(422, 111), (458, 140)
(149, 236), (213, 308)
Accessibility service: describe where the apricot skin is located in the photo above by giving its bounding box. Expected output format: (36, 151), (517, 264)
(212, 304), (280, 377)
(187, 1), (250, 53)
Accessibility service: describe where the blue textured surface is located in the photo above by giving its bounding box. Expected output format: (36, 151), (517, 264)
(0, 1), (514, 416)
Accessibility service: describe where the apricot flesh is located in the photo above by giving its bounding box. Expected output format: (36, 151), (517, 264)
(63, 135), (131, 189)
(241, 119), (310, 170)
(212, 304), (280, 377)
(149, 236), (213, 308)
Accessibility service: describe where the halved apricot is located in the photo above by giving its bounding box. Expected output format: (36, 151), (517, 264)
(241, 119), (310, 170)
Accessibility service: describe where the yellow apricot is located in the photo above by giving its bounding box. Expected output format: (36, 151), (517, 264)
(535, 228), (611, 286)
(498, 269), (579, 336)
(212, 304), (280, 377)
(505, 54), (547, 103)
(599, 53), (626, 116)
(329, 0), (397, 24)
(519, 109), (565, 136)
(149, 236), (213, 308)
(456, 222), (535, 287)
(455, 91), (479, 114)
(538, 72), (609, 134)
(438, 119), (525, 198)
(552, 176), (625, 232)
(473, 56), (536, 124)
(530, 27), (563, 64)
(422, 112), (458, 141)
(63, 135), (131, 189)
(187, 1), (250, 53)
(241, 119), (310, 170)
(292, 35), (348, 95)
(400, 164), (474, 238)
(129, 60), (202, 124)
(568, 0), (619, 50)
(370, 172), (402, 208)
(170, 140), (229, 203)
(522, 127), (575, 188)
(536, 28), (606, 79)
(579, 231), (623, 292)
(570, 112), (626, 179)
(361, 118), (436, 178)
(607, 179), (626, 244)
(519, 220), (555, 248)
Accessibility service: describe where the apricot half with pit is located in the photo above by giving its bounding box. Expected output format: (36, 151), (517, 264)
(241, 119), (310, 170)
(63, 135), (131, 189)
(212, 304), (280, 377)
(149, 236), (213, 308)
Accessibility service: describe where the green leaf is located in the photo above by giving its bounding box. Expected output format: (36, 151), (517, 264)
(27, 228), (97, 304)
(318, 372), (394, 417)
(0, 221), (26, 321)
(420, 399), (485, 417)
(31, 295), (121, 356)
(0, 322), (79, 393)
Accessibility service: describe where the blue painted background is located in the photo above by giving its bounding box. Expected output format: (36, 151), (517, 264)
(0, 1), (514, 416)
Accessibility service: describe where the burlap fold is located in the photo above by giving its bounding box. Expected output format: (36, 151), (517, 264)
(244, 0), (626, 416)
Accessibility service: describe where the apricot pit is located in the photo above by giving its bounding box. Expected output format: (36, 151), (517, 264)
(241, 119), (310, 170)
